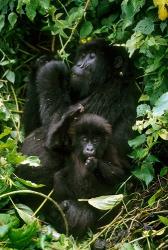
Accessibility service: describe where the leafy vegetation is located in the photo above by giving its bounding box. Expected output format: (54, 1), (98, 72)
(0, 0), (168, 249)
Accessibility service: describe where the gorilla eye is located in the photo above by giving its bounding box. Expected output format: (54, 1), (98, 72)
(93, 137), (100, 143)
(90, 52), (96, 59)
(81, 136), (87, 142)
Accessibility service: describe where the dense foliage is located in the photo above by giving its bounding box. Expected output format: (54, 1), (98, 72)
(0, 0), (168, 249)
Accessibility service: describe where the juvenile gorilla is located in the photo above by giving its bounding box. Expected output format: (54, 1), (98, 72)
(49, 114), (129, 235)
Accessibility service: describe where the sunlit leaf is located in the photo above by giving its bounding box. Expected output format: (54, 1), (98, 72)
(153, 92), (168, 116)
(14, 205), (36, 224)
(158, 129), (168, 140)
(20, 156), (41, 167)
(87, 194), (123, 210)
(16, 176), (44, 188)
(159, 215), (168, 226)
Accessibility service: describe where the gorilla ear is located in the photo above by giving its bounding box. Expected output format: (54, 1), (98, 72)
(113, 56), (123, 69)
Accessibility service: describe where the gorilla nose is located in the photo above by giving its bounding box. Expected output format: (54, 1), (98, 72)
(86, 146), (94, 155)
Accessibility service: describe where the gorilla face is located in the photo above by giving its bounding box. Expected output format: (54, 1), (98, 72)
(70, 51), (98, 100)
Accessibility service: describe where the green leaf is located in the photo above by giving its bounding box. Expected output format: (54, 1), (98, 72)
(129, 148), (149, 160)
(137, 104), (151, 117)
(159, 216), (168, 226)
(121, 0), (145, 29)
(126, 32), (144, 56)
(0, 128), (11, 139)
(8, 12), (18, 28)
(9, 221), (39, 248)
(87, 194), (123, 210)
(39, 0), (50, 10)
(0, 59), (16, 66)
(5, 70), (15, 83)
(160, 166), (168, 177)
(134, 17), (154, 35)
(16, 176), (44, 188)
(128, 134), (146, 149)
(80, 21), (93, 38)
(158, 129), (168, 140)
(148, 189), (163, 206)
(14, 204), (36, 224)
(0, 214), (20, 238)
(26, 0), (38, 21)
(0, 15), (5, 32)
(133, 165), (154, 186)
(153, 92), (168, 116)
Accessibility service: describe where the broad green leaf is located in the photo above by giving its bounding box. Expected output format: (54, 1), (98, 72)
(128, 134), (146, 148)
(153, 92), (168, 116)
(67, 7), (84, 25)
(159, 216), (168, 226)
(134, 17), (154, 35)
(80, 21), (93, 38)
(160, 166), (168, 176)
(88, 194), (123, 210)
(8, 12), (18, 28)
(26, 0), (38, 21)
(14, 205), (36, 224)
(133, 165), (154, 186)
(129, 148), (148, 160)
(0, 15), (5, 32)
(121, 0), (145, 29)
(5, 70), (15, 83)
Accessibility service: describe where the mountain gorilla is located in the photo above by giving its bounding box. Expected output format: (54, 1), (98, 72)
(46, 113), (129, 236)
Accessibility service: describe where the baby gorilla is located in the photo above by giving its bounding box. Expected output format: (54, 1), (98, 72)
(51, 114), (129, 236)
